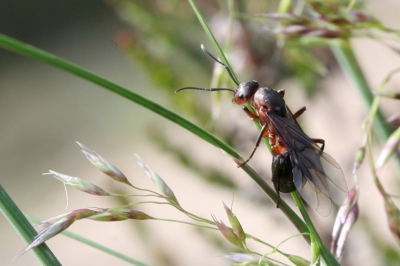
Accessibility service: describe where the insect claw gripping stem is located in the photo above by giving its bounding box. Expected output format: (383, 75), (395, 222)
(237, 160), (248, 168)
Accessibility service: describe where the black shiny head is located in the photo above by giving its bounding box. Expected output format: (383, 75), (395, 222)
(233, 80), (260, 104)
(176, 45), (259, 103)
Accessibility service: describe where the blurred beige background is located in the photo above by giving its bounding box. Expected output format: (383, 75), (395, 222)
(0, 1), (400, 266)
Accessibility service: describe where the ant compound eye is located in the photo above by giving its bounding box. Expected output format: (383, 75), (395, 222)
(233, 80), (259, 104)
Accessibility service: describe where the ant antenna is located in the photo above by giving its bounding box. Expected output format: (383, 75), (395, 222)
(200, 44), (239, 86)
(175, 86), (235, 93)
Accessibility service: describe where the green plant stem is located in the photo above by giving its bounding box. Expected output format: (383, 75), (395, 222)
(0, 33), (236, 158)
(331, 41), (393, 142)
(60, 231), (147, 266)
(26, 215), (148, 266)
(241, 164), (310, 243)
(187, 0), (238, 83)
(331, 41), (381, 130)
(292, 192), (340, 266)
(0, 33), (309, 240)
(0, 185), (61, 265)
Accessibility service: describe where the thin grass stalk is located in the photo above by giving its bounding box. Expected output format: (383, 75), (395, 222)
(0, 32), (308, 243)
(331, 40), (400, 168)
(292, 192), (340, 266)
(0, 185), (61, 265)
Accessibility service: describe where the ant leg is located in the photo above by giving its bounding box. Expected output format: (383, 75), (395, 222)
(238, 123), (268, 168)
(310, 138), (325, 153)
(242, 105), (259, 120)
(293, 106), (306, 119)
(292, 107), (325, 152)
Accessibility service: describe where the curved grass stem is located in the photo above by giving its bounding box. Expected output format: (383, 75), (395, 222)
(331, 40), (400, 169)
(292, 191), (340, 266)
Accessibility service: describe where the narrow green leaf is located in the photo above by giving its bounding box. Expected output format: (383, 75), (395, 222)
(26, 215), (149, 266)
(292, 191), (340, 266)
(187, 0), (238, 83)
(0, 33), (307, 236)
(0, 33), (237, 159)
(0, 185), (61, 265)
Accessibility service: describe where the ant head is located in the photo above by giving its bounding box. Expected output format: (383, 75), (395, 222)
(232, 80), (259, 104)
(199, 45), (261, 104)
(176, 45), (259, 103)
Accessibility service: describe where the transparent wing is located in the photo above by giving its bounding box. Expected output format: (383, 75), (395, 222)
(292, 147), (348, 216)
(268, 109), (349, 216)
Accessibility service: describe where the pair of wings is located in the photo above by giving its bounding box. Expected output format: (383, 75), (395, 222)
(268, 106), (349, 216)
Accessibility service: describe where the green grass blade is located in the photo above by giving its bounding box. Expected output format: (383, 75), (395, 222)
(0, 33), (236, 159)
(0, 33), (307, 235)
(292, 192), (340, 265)
(25, 215), (148, 266)
(331, 40), (400, 169)
(241, 165), (309, 241)
(0, 185), (61, 265)
(187, 0), (238, 83)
